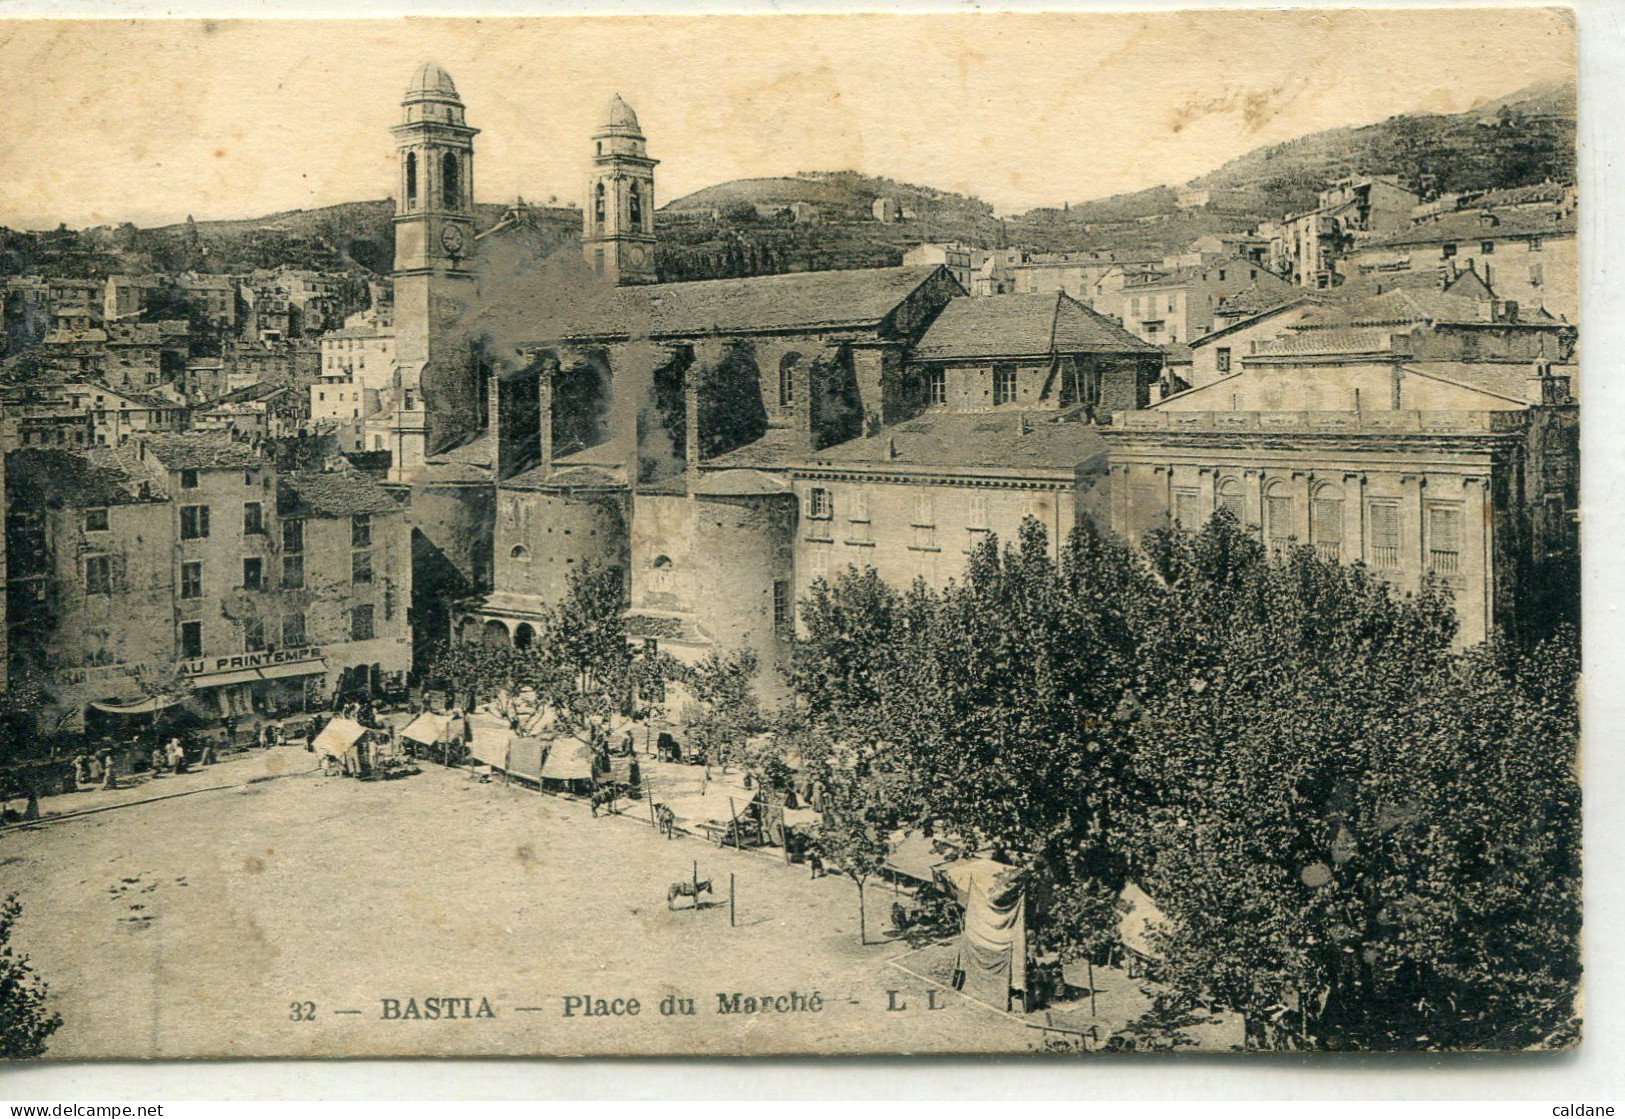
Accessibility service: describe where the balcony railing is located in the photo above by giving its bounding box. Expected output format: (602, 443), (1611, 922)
(1370, 544), (1401, 569)
(1429, 549), (1461, 575)
(1313, 541), (1341, 563)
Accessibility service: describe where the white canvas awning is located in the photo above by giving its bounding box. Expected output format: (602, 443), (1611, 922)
(89, 694), (180, 715)
(311, 717), (367, 756)
(399, 712), (452, 746)
(540, 734), (596, 782)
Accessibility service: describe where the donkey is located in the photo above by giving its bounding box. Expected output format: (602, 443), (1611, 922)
(667, 877), (713, 910)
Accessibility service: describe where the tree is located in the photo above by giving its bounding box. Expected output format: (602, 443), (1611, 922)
(551, 561), (633, 703)
(1127, 513), (1579, 1050)
(783, 507), (1582, 1048)
(681, 648), (766, 773)
(417, 640), (564, 730)
(796, 730), (903, 946)
(0, 895), (61, 1058)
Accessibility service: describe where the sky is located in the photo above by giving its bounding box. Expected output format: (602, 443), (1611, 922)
(0, 9), (1575, 230)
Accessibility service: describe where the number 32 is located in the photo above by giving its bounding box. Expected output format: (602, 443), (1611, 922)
(290, 1001), (316, 1022)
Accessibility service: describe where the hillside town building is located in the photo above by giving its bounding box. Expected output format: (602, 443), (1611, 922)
(3, 432), (412, 732)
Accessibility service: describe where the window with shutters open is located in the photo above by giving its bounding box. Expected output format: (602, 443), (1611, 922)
(1427, 504), (1463, 575)
(1369, 501), (1401, 569)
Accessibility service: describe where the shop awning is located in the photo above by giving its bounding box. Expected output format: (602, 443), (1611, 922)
(89, 694), (180, 716)
(191, 668), (262, 688)
(256, 659), (327, 681)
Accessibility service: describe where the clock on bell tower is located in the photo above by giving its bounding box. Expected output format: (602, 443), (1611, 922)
(582, 93), (659, 286)
(392, 62), (482, 460)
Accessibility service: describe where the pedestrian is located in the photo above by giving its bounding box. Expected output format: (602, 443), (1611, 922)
(99, 750), (118, 790)
(168, 737), (187, 775)
(72, 753), (89, 790)
(150, 746), (166, 776)
(808, 846), (825, 880)
(257, 722), (269, 750)
(629, 757), (641, 788)
(200, 740), (216, 767)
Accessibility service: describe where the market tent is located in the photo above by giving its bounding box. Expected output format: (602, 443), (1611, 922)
(505, 736), (547, 781)
(539, 734), (597, 782)
(310, 717), (366, 757)
(948, 860), (1027, 1012)
(936, 857), (1017, 906)
(465, 713), (511, 765)
(1117, 880), (1168, 963)
(885, 831), (949, 885)
(399, 712), (452, 746)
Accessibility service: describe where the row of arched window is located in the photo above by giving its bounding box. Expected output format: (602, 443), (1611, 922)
(592, 180), (647, 229)
(404, 151), (463, 211)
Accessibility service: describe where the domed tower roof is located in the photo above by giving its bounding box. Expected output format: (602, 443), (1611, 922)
(596, 93), (643, 136)
(405, 62), (461, 103)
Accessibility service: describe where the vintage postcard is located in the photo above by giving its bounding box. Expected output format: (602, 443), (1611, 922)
(0, 8), (1580, 1059)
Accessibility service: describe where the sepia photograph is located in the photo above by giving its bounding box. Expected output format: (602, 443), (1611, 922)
(0, 6), (1586, 1065)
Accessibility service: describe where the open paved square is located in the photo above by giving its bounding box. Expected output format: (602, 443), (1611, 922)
(0, 751), (1054, 1057)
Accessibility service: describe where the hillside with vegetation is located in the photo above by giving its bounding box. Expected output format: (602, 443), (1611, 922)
(1, 80), (1573, 286)
(1191, 79), (1575, 210)
(0, 200), (580, 280)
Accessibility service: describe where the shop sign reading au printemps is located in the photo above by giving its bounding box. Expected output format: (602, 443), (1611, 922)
(178, 646), (325, 679)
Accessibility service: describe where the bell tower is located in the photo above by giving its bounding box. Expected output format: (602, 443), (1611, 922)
(392, 62), (481, 459)
(582, 94), (658, 286)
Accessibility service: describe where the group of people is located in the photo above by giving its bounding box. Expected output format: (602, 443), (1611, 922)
(147, 736), (205, 777)
(70, 749), (121, 791)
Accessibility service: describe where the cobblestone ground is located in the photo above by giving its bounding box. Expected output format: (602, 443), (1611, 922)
(0, 754), (1060, 1058)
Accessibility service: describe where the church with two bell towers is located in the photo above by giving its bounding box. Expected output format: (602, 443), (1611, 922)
(387, 67), (656, 482)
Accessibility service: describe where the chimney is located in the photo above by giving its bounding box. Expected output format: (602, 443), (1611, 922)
(1527, 359), (1571, 406)
(535, 354), (553, 484)
(684, 369), (701, 492)
(486, 369), (503, 481)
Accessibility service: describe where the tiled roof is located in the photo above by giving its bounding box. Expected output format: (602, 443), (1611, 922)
(136, 432), (266, 471)
(704, 428), (813, 471)
(278, 471), (402, 518)
(1403, 360), (1571, 404)
(1216, 286), (1303, 318)
(1472, 182), (1570, 208)
(1250, 327), (1403, 357)
(1366, 206), (1576, 249)
(1193, 297), (1326, 347)
(912, 293), (1156, 362)
(528, 265), (947, 342)
(799, 411), (1107, 476)
(1294, 287), (1486, 329)
(415, 431), (496, 485)
(690, 468), (792, 497)
(6, 446), (169, 509)
(501, 463), (627, 491)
